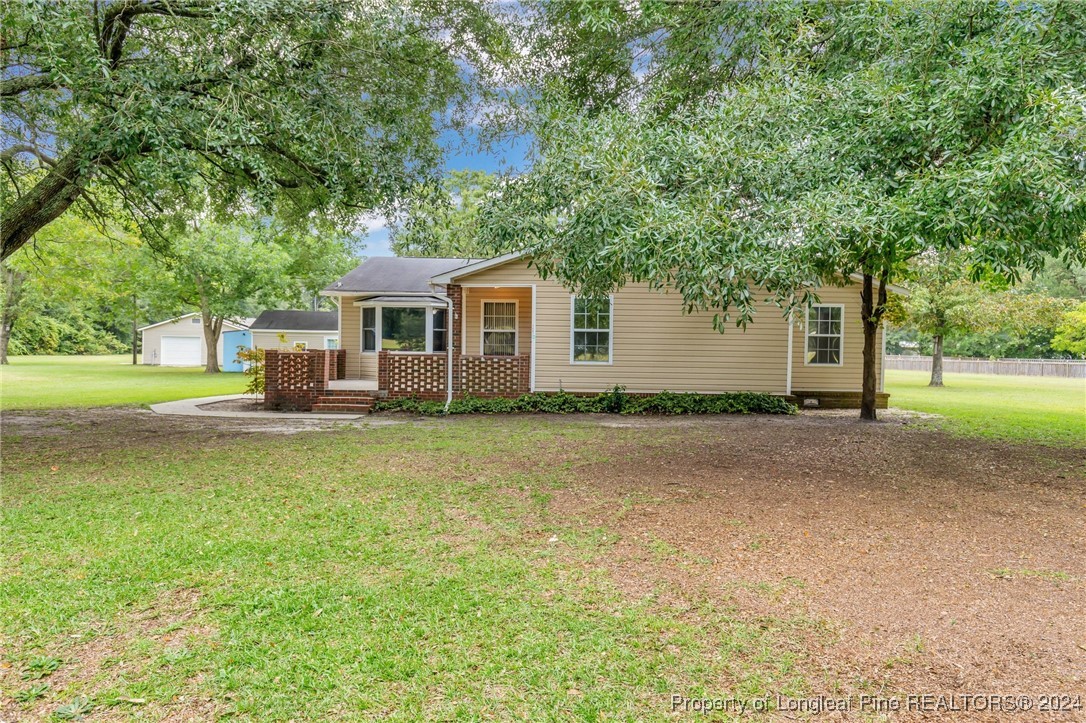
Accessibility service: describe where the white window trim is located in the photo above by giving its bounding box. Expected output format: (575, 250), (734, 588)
(324, 336), (339, 350)
(293, 341), (309, 351)
(570, 294), (614, 365)
(360, 303), (442, 355)
(803, 303), (845, 367)
(480, 299), (518, 355)
(432, 307), (449, 353)
(361, 306), (378, 354)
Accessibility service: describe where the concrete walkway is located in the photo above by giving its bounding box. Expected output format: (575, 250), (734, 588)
(150, 394), (366, 420)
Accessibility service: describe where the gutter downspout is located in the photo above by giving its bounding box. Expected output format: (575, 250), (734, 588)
(434, 292), (454, 412)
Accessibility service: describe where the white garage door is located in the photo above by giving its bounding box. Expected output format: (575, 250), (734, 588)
(161, 336), (202, 366)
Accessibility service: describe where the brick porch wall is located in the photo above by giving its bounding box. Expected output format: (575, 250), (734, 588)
(378, 350), (531, 399)
(459, 355), (530, 397)
(264, 349), (335, 411)
(380, 351), (448, 400)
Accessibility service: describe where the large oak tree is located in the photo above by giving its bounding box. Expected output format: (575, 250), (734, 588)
(1, 0), (507, 260)
(482, 0), (1086, 419)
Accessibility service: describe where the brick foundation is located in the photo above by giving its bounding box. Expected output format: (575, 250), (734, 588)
(787, 390), (890, 409)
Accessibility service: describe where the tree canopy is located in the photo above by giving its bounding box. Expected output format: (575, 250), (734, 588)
(389, 170), (499, 258)
(1, 0), (509, 260)
(482, 0), (1086, 418)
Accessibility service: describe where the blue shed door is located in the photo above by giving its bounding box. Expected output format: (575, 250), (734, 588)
(222, 330), (252, 372)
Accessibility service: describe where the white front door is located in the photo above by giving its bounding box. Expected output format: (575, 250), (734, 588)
(161, 336), (202, 366)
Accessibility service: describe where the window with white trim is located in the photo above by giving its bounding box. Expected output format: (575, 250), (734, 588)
(482, 301), (516, 355)
(571, 295), (612, 363)
(806, 305), (843, 365)
(293, 341), (308, 352)
(324, 337), (339, 350)
(362, 307), (376, 352)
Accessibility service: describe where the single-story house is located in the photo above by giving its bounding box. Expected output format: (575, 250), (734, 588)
(249, 310), (339, 351)
(263, 253), (901, 411)
(139, 313), (250, 367)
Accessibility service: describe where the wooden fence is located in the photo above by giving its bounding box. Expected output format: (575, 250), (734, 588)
(886, 355), (1086, 379)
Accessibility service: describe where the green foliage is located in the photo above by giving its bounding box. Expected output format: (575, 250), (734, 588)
(374, 388), (797, 416)
(236, 347), (266, 395)
(483, 1), (1086, 418)
(1, 0), (511, 259)
(390, 171), (505, 257)
(8, 313), (127, 356)
(51, 696), (93, 720)
(13, 683), (49, 703)
(1051, 302), (1086, 357)
(22, 656), (62, 680)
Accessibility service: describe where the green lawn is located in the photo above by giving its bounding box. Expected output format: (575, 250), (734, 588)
(1, 420), (806, 720)
(0, 355), (244, 410)
(886, 369), (1086, 446)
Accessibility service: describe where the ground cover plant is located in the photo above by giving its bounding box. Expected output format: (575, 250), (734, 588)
(374, 388), (797, 416)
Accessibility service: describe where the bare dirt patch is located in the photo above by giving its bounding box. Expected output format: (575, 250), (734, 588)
(538, 412), (1086, 713)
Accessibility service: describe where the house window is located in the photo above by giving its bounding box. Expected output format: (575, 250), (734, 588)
(325, 337), (339, 350)
(571, 295), (612, 363)
(362, 307), (376, 352)
(191, 317), (201, 324)
(293, 341), (308, 352)
(432, 308), (448, 353)
(482, 301), (517, 355)
(806, 305), (843, 365)
(382, 307), (426, 351)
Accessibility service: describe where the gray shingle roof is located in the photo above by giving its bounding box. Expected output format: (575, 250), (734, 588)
(325, 257), (474, 294)
(250, 310), (338, 331)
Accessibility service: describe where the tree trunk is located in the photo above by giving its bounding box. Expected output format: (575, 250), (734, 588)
(859, 271), (888, 421)
(0, 263), (28, 364)
(929, 334), (944, 387)
(202, 313), (223, 373)
(1, 149), (99, 261)
(131, 294), (139, 365)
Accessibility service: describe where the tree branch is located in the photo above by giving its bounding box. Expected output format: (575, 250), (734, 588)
(0, 72), (56, 97)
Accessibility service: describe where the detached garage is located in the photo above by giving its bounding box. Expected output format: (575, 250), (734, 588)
(139, 313), (250, 367)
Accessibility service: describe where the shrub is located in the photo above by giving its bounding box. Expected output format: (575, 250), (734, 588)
(373, 389), (796, 416)
(236, 347), (264, 394)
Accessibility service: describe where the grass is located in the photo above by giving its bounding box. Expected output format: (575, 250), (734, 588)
(885, 369), (1085, 446)
(1, 420), (807, 721)
(0, 355), (244, 410)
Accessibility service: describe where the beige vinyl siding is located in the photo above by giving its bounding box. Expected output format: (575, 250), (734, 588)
(790, 284), (881, 392)
(140, 315), (242, 366)
(338, 300), (378, 379)
(251, 331), (336, 351)
(462, 287), (532, 356)
(458, 261), (791, 393)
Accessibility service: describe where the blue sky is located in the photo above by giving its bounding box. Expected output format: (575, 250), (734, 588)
(362, 130), (531, 257)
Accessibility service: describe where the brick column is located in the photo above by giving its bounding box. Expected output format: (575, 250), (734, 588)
(447, 284), (463, 396)
(377, 350), (389, 392)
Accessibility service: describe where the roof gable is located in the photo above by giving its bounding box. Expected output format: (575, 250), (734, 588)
(325, 257), (475, 294)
